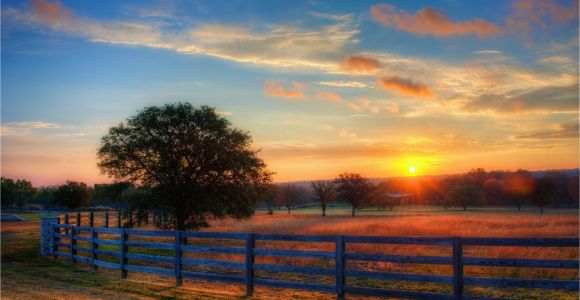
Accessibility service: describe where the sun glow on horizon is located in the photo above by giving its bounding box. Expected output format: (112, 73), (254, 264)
(409, 166), (416, 174)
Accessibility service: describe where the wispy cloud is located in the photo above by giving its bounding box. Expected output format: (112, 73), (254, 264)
(264, 80), (306, 100)
(340, 55), (381, 74)
(8, 121), (60, 128)
(515, 121), (579, 139)
(462, 84), (579, 113)
(317, 81), (371, 88)
(4, 0), (359, 73)
(315, 90), (343, 103)
(378, 76), (434, 98)
(370, 4), (501, 38)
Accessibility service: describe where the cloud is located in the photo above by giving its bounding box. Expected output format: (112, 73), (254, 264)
(516, 122), (579, 139)
(462, 84), (579, 113)
(340, 55), (381, 74)
(8, 121), (60, 128)
(506, 0), (579, 35)
(370, 4), (501, 38)
(4, 0), (359, 73)
(30, 0), (71, 23)
(315, 90), (343, 103)
(378, 76), (434, 98)
(473, 50), (503, 55)
(317, 81), (371, 88)
(383, 103), (400, 113)
(339, 129), (357, 139)
(264, 80), (306, 100)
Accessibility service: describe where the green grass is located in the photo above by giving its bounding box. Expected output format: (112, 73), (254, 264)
(1, 212), (58, 221)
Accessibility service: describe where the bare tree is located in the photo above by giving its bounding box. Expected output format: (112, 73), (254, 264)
(311, 180), (335, 216)
(278, 184), (303, 214)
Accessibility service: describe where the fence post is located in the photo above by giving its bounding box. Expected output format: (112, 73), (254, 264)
(76, 212), (81, 227)
(105, 212), (109, 228)
(117, 211), (122, 228)
(245, 233), (255, 296)
(89, 212), (94, 227)
(71, 227), (77, 263)
(120, 229), (128, 278)
(453, 237), (463, 300)
(336, 236), (345, 300)
(175, 230), (183, 286)
(64, 214), (69, 234)
(40, 217), (58, 256)
(90, 227), (98, 271)
(53, 217), (60, 258)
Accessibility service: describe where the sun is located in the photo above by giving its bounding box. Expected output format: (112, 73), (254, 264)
(409, 166), (416, 174)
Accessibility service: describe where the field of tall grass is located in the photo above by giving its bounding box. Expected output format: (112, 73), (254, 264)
(2, 208), (578, 299)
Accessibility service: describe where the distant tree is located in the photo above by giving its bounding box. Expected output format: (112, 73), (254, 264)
(97, 103), (272, 230)
(447, 183), (482, 211)
(335, 173), (374, 217)
(261, 184), (279, 215)
(568, 176), (579, 208)
(54, 181), (93, 210)
(532, 177), (556, 214)
(370, 181), (395, 211)
(504, 170), (535, 210)
(466, 168), (488, 190)
(311, 180), (336, 216)
(278, 184), (303, 214)
(1, 177), (36, 208)
(482, 178), (506, 206)
(93, 182), (132, 203)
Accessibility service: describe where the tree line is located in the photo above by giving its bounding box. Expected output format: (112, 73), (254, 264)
(259, 168), (579, 216)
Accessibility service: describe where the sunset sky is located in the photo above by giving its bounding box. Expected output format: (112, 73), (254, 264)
(2, 0), (579, 186)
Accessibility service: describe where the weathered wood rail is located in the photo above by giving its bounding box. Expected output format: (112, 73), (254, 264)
(40, 217), (579, 300)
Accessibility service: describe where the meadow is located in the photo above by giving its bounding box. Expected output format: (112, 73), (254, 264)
(2, 206), (578, 299)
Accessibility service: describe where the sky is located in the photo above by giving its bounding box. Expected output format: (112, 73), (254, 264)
(1, 0), (579, 186)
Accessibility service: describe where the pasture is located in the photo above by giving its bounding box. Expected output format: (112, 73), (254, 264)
(2, 207), (579, 299)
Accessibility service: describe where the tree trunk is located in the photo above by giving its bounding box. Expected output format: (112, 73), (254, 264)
(351, 207), (356, 217)
(287, 207), (291, 214)
(518, 204), (521, 211)
(463, 206), (466, 211)
(322, 203), (326, 217)
(540, 205), (543, 214)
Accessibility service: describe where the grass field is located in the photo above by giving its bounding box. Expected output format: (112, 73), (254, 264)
(2, 208), (578, 299)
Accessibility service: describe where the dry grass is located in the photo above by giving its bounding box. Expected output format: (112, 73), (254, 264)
(2, 209), (579, 299)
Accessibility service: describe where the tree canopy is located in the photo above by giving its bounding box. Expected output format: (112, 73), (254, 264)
(335, 173), (374, 217)
(54, 181), (93, 210)
(97, 103), (272, 230)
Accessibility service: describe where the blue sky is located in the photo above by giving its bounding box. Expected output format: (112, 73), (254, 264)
(1, 0), (579, 185)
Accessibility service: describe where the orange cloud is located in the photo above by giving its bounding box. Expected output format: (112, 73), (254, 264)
(378, 76), (434, 98)
(506, 0), (579, 35)
(340, 55), (381, 74)
(370, 4), (501, 38)
(264, 80), (306, 100)
(30, 0), (71, 24)
(315, 90), (343, 103)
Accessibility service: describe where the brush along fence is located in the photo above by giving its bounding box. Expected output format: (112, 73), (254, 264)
(40, 217), (579, 300)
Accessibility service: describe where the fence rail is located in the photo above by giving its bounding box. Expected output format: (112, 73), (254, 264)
(40, 217), (579, 300)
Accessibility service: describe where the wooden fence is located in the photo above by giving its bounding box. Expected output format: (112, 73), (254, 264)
(56, 211), (153, 229)
(40, 217), (579, 300)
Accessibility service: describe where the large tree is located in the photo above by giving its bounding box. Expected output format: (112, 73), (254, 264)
(311, 180), (335, 216)
(97, 103), (272, 230)
(335, 173), (374, 217)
